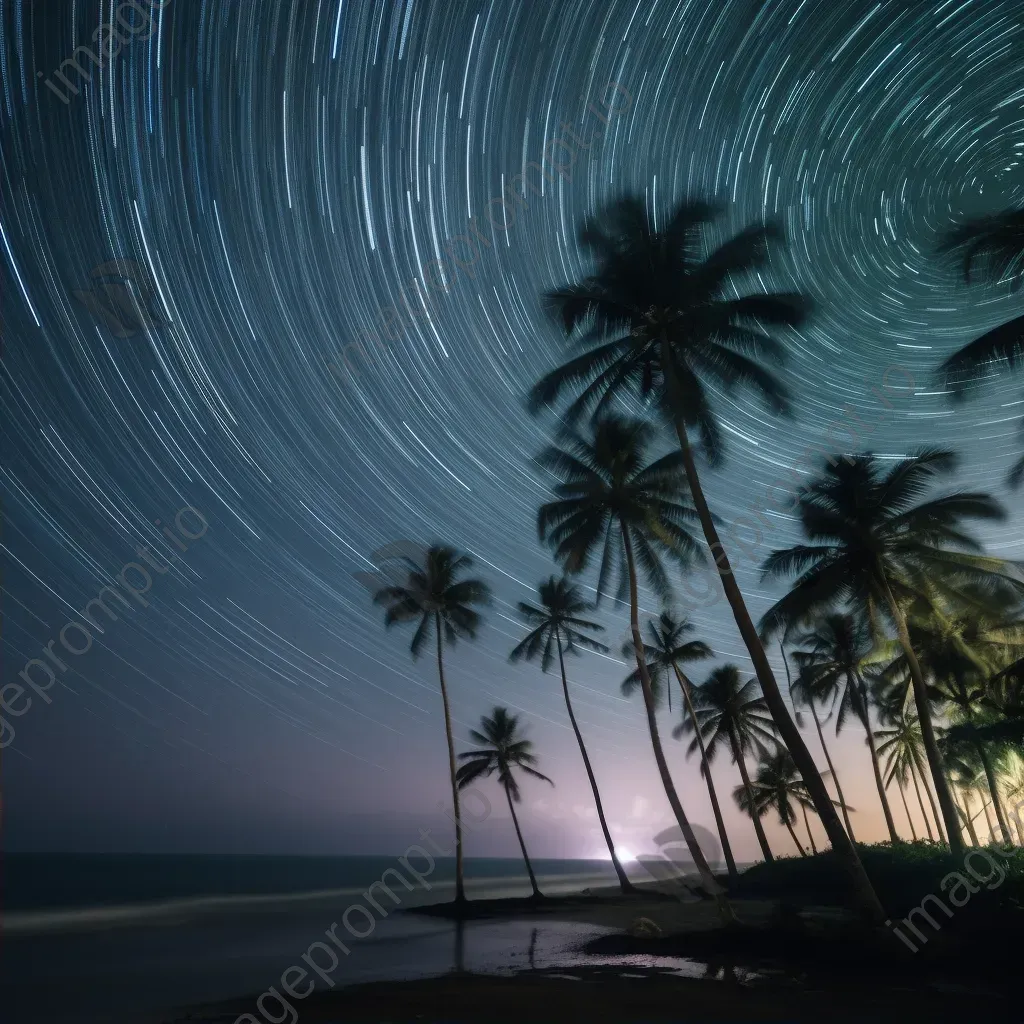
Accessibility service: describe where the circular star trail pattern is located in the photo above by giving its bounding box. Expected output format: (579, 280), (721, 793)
(3, 0), (1024, 855)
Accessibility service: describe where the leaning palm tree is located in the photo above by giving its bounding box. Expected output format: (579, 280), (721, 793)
(938, 209), (1024, 486)
(734, 751), (819, 857)
(530, 196), (884, 923)
(622, 612), (738, 881)
(536, 415), (733, 918)
(759, 449), (1021, 856)
(790, 614), (900, 843)
(875, 710), (935, 842)
(456, 707), (553, 898)
(374, 545), (491, 902)
(678, 664), (779, 863)
(510, 576), (633, 892)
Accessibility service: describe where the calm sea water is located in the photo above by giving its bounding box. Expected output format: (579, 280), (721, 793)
(1, 853), (630, 1023)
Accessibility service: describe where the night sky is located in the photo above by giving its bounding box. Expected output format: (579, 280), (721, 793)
(3, 0), (1024, 863)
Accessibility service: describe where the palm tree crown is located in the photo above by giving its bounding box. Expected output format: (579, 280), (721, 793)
(456, 708), (553, 801)
(510, 576), (608, 671)
(374, 545), (491, 656)
(536, 415), (703, 603)
(621, 611), (712, 711)
(530, 196), (808, 462)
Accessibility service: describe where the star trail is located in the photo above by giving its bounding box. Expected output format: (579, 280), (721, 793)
(3, 0), (1024, 858)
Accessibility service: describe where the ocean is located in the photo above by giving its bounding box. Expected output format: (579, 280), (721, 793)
(1, 853), (632, 1023)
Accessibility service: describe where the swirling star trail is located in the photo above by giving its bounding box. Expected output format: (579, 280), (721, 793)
(3, 0), (1024, 857)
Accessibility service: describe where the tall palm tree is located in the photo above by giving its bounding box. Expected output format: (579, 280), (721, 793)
(786, 643), (857, 842)
(374, 545), (491, 902)
(678, 664), (779, 863)
(876, 711), (935, 842)
(536, 415), (733, 918)
(510, 576), (634, 892)
(789, 614), (899, 843)
(938, 209), (1024, 487)
(759, 449), (1021, 856)
(530, 196), (884, 923)
(621, 612), (738, 881)
(734, 750), (819, 857)
(456, 707), (553, 898)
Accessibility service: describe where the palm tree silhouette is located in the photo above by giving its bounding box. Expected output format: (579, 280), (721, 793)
(373, 545), (491, 902)
(456, 707), (553, 898)
(622, 612), (738, 882)
(759, 449), (1020, 856)
(536, 415), (734, 919)
(876, 711), (934, 842)
(529, 195), (883, 922)
(678, 664), (779, 863)
(734, 750), (820, 857)
(789, 614), (899, 843)
(510, 576), (635, 892)
(938, 209), (1024, 486)
(785, 640), (857, 843)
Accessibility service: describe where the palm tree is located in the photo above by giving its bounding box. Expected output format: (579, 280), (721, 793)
(789, 614), (899, 843)
(678, 664), (779, 863)
(374, 545), (491, 902)
(510, 576), (634, 892)
(786, 642), (857, 842)
(876, 710), (935, 842)
(759, 449), (1021, 856)
(622, 612), (738, 881)
(536, 415), (733, 918)
(734, 751), (819, 857)
(530, 196), (884, 923)
(938, 209), (1024, 486)
(456, 707), (553, 898)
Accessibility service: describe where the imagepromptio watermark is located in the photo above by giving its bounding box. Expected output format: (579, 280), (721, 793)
(39, 0), (171, 106)
(233, 790), (492, 1024)
(1, 505), (208, 749)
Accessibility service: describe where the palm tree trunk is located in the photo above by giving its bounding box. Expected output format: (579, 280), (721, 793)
(505, 783), (541, 897)
(973, 736), (1012, 846)
(896, 776), (917, 840)
(877, 578), (964, 855)
(808, 698), (856, 842)
(912, 744), (946, 843)
(908, 757), (934, 840)
(555, 630), (635, 893)
(786, 817), (808, 856)
(620, 524), (736, 923)
(672, 663), (739, 883)
(801, 804), (818, 854)
(435, 612), (465, 902)
(849, 672), (899, 843)
(956, 792), (980, 847)
(661, 346), (884, 924)
(728, 727), (774, 863)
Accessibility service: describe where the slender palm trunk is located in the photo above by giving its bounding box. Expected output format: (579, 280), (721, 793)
(896, 776), (917, 840)
(505, 783), (541, 897)
(849, 673), (899, 843)
(662, 343), (884, 924)
(809, 699), (856, 841)
(555, 630), (634, 893)
(912, 744), (946, 843)
(877, 578), (963, 854)
(908, 758), (934, 840)
(956, 792), (980, 847)
(786, 817), (807, 856)
(729, 728), (774, 863)
(801, 804), (818, 854)
(979, 795), (996, 843)
(620, 525), (736, 922)
(435, 613), (465, 902)
(672, 663), (739, 882)
(973, 736), (1012, 846)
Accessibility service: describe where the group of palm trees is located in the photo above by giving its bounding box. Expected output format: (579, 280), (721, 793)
(372, 195), (1024, 924)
